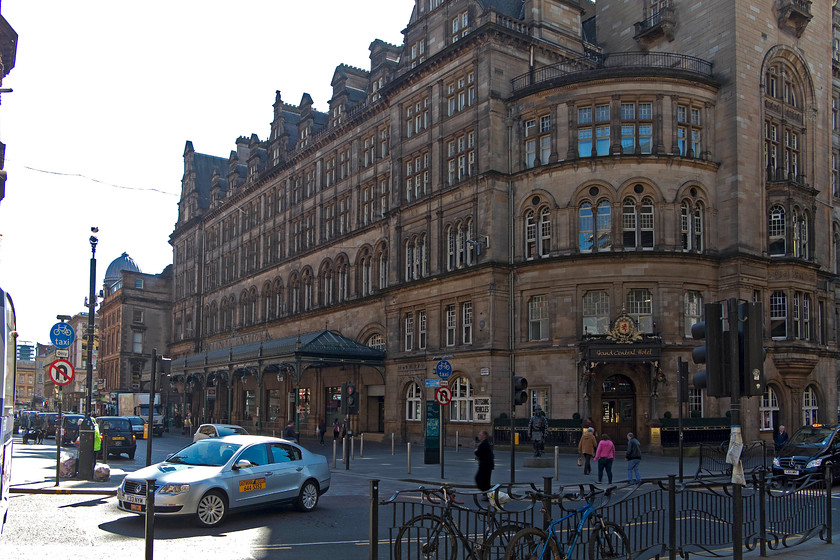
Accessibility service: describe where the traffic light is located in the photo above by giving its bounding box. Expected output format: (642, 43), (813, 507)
(346, 383), (359, 415)
(738, 302), (766, 397)
(677, 358), (689, 403)
(513, 376), (529, 406)
(691, 302), (730, 397)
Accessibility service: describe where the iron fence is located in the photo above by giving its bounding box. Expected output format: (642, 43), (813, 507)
(376, 470), (832, 560)
(695, 440), (770, 478)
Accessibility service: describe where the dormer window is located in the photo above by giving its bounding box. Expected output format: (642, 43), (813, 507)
(411, 40), (425, 68)
(451, 11), (468, 42)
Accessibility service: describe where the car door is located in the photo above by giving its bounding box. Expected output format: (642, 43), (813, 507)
(228, 442), (274, 508)
(266, 442), (306, 502)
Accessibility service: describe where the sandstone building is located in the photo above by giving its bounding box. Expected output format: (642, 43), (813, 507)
(168, 0), (840, 448)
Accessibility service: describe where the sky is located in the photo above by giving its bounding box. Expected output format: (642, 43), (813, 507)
(0, 0), (415, 345)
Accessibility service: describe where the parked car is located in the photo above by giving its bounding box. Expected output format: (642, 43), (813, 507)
(772, 423), (840, 480)
(126, 416), (147, 439)
(61, 414), (85, 445)
(96, 416), (137, 459)
(193, 423), (249, 442)
(117, 435), (330, 527)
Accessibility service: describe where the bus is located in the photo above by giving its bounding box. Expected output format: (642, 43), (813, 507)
(0, 287), (16, 534)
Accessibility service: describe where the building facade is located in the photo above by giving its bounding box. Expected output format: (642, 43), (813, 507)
(169, 0), (840, 447)
(98, 253), (174, 417)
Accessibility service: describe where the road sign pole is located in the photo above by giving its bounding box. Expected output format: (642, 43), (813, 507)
(440, 402), (444, 479)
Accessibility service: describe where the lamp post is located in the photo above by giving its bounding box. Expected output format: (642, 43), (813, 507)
(78, 227), (98, 480)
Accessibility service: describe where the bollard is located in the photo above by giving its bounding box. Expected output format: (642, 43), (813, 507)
(456, 431), (459, 453)
(554, 446), (559, 480)
(360, 433), (364, 457)
(391, 433), (395, 455)
(351, 435), (355, 459)
(145, 478), (156, 560)
(332, 439), (337, 468)
(342, 436), (346, 462)
(407, 442), (411, 474)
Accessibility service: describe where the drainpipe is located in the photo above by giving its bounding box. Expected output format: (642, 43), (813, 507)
(507, 109), (517, 483)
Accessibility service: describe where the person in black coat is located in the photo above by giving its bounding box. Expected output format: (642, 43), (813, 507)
(774, 425), (789, 452)
(474, 430), (494, 494)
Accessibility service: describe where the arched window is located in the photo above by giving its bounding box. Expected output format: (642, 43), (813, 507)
(302, 270), (313, 311)
(579, 202), (594, 252)
(375, 242), (388, 291)
(239, 291), (249, 327)
(406, 383), (422, 421)
(248, 287), (257, 324)
(449, 376), (473, 422)
(366, 333), (385, 351)
(273, 279), (284, 317)
(446, 225), (456, 270)
(336, 257), (349, 303)
(319, 262), (333, 307)
(289, 274), (301, 314)
(769, 205), (786, 256)
(262, 282), (273, 321)
(802, 385), (819, 425)
(681, 200), (704, 252)
(583, 290), (610, 334)
(357, 250), (372, 297)
(596, 200), (612, 251)
(760, 386), (780, 431)
(684, 291), (703, 337)
(622, 197), (654, 250)
(526, 207), (551, 259)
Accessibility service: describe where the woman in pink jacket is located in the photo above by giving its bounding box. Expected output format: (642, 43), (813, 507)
(594, 434), (615, 484)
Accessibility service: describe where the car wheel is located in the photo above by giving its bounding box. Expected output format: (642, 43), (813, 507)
(294, 480), (319, 512)
(195, 490), (227, 527)
(127, 450), (135, 460)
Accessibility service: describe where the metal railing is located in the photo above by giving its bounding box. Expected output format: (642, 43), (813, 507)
(377, 471), (832, 560)
(696, 440), (770, 478)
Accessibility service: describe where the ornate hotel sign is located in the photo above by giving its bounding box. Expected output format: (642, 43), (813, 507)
(581, 311), (662, 365)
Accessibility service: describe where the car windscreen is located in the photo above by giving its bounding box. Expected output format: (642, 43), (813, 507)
(166, 440), (243, 467)
(788, 427), (834, 446)
(218, 426), (249, 436)
(100, 419), (130, 431)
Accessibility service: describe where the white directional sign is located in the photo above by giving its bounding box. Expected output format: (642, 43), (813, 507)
(48, 359), (75, 386)
(435, 386), (453, 406)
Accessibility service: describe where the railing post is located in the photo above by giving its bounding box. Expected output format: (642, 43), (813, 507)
(360, 433), (364, 458)
(391, 432), (395, 455)
(554, 446), (559, 480)
(407, 442), (411, 474)
(668, 474), (677, 560)
(369, 479), (379, 560)
(759, 469), (767, 557)
(826, 467), (833, 544)
(733, 483), (743, 560)
(456, 430), (459, 453)
(542, 476), (552, 531)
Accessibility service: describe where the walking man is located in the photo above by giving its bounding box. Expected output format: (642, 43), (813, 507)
(474, 430), (495, 496)
(774, 425), (789, 452)
(594, 434), (615, 484)
(625, 432), (642, 483)
(578, 427), (597, 475)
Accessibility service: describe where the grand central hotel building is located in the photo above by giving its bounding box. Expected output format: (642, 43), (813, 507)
(168, 0), (840, 448)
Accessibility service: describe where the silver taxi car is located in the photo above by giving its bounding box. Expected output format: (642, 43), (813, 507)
(117, 435), (330, 527)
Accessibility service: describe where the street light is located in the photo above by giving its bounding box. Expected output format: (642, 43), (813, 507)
(78, 227), (98, 481)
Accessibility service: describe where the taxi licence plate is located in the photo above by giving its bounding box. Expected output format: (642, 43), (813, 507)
(239, 477), (266, 492)
(123, 493), (145, 505)
(113, 436), (125, 441)
(783, 469), (799, 475)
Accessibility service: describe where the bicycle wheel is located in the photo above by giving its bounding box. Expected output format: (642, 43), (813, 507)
(587, 522), (630, 560)
(481, 524), (526, 560)
(504, 527), (561, 560)
(393, 513), (458, 560)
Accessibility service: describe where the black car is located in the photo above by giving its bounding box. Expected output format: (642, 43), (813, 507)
(61, 414), (85, 445)
(125, 416), (147, 439)
(772, 423), (840, 480)
(96, 416), (137, 459)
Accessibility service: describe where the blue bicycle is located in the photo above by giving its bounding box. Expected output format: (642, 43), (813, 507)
(503, 485), (629, 560)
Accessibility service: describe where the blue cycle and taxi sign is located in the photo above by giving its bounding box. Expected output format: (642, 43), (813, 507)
(50, 321), (75, 348)
(435, 360), (452, 380)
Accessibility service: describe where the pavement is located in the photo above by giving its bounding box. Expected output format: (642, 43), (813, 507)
(8, 432), (839, 559)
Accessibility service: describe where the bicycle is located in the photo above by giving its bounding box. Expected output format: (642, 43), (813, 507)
(504, 484), (629, 560)
(391, 485), (529, 560)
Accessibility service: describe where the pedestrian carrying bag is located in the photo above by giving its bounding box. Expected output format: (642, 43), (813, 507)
(577, 455), (583, 467)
